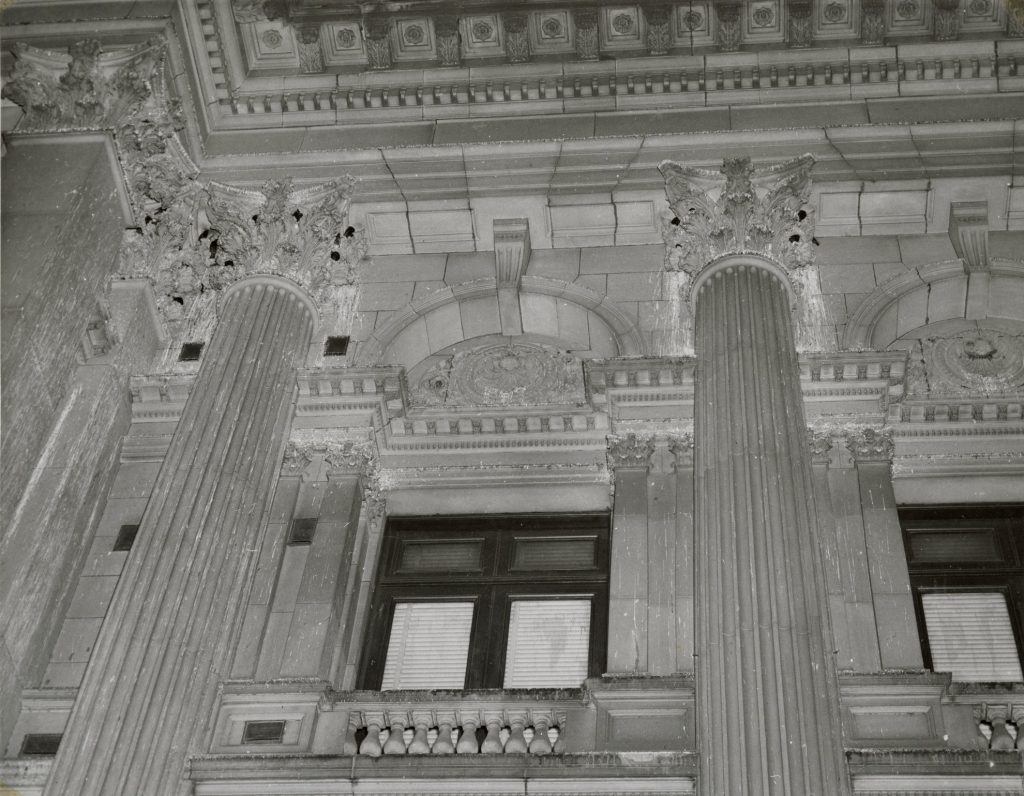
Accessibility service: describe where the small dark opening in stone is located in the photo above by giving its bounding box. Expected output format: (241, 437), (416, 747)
(344, 226), (355, 238)
(797, 209), (807, 221)
(179, 342), (204, 362)
(242, 721), (286, 744)
(172, 296), (185, 306)
(670, 217), (681, 226)
(324, 336), (349, 357)
(114, 524), (140, 552)
(789, 234), (801, 243)
(288, 518), (317, 545)
(812, 237), (820, 246)
(198, 229), (209, 240)
(293, 209), (303, 222)
(21, 734), (62, 756)
(224, 259), (234, 268)
(251, 214), (260, 223)
(330, 251), (341, 261)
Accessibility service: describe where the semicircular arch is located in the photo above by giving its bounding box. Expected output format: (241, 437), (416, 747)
(843, 259), (1024, 351)
(354, 276), (645, 368)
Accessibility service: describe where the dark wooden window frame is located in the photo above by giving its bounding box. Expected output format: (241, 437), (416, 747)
(900, 505), (1024, 676)
(358, 513), (610, 690)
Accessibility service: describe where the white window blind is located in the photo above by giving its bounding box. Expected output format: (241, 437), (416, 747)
(921, 592), (1023, 682)
(381, 602), (473, 690)
(503, 599), (591, 689)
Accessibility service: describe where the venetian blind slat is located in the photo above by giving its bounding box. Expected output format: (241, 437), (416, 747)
(381, 602), (474, 690)
(503, 600), (590, 689)
(921, 592), (1023, 682)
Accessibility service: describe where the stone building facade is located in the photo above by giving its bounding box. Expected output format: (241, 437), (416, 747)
(1, 1), (1023, 794)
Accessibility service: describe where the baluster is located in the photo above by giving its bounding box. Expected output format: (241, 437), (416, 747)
(988, 706), (1015, 751)
(481, 712), (505, 753)
(970, 706), (990, 750)
(505, 711), (528, 753)
(433, 712), (456, 754)
(551, 724), (565, 754)
(383, 713), (409, 754)
(359, 713), (384, 757)
(528, 711), (553, 754)
(456, 714), (480, 754)
(408, 711), (432, 754)
(342, 713), (359, 756)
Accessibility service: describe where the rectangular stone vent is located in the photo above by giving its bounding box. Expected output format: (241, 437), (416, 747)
(241, 720), (286, 744)
(178, 342), (204, 361)
(21, 733), (62, 756)
(288, 518), (317, 545)
(114, 523), (140, 552)
(324, 336), (349, 356)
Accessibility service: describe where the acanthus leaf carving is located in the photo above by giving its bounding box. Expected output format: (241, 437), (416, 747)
(607, 434), (656, 470)
(844, 428), (894, 462)
(202, 177), (363, 303)
(668, 433), (695, 468)
(3, 38), (162, 132)
(659, 155), (816, 278)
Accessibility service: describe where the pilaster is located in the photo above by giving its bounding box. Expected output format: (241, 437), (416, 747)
(606, 434), (655, 674)
(846, 429), (923, 670)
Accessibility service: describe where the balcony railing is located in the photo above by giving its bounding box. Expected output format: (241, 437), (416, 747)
(341, 702), (565, 756)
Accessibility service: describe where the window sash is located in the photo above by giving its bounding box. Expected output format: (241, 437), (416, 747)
(380, 601), (475, 690)
(503, 599), (591, 689)
(921, 591), (1023, 682)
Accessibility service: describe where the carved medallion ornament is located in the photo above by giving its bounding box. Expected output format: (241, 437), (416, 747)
(659, 155), (816, 283)
(921, 329), (1024, 395)
(412, 342), (586, 407)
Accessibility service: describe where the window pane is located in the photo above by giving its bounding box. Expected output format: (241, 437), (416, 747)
(503, 599), (590, 688)
(381, 602), (474, 690)
(909, 530), (1000, 564)
(512, 537), (597, 570)
(397, 540), (482, 572)
(921, 592), (1023, 682)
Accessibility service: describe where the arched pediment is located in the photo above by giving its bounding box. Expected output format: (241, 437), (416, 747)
(843, 259), (1024, 351)
(354, 276), (645, 368)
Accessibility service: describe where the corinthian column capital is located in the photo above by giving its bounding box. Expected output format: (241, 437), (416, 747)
(659, 154), (816, 281)
(2, 38), (163, 132)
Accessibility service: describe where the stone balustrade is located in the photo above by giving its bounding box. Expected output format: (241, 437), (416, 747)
(340, 702), (566, 757)
(962, 696), (1024, 752)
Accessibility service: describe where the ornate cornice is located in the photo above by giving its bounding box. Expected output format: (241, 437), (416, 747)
(659, 155), (816, 283)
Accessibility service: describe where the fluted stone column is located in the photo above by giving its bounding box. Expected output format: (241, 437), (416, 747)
(46, 276), (314, 796)
(692, 259), (848, 794)
(660, 156), (850, 794)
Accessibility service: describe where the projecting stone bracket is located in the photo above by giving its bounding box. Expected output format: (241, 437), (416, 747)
(948, 201), (991, 273)
(493, 218), (531, 336)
